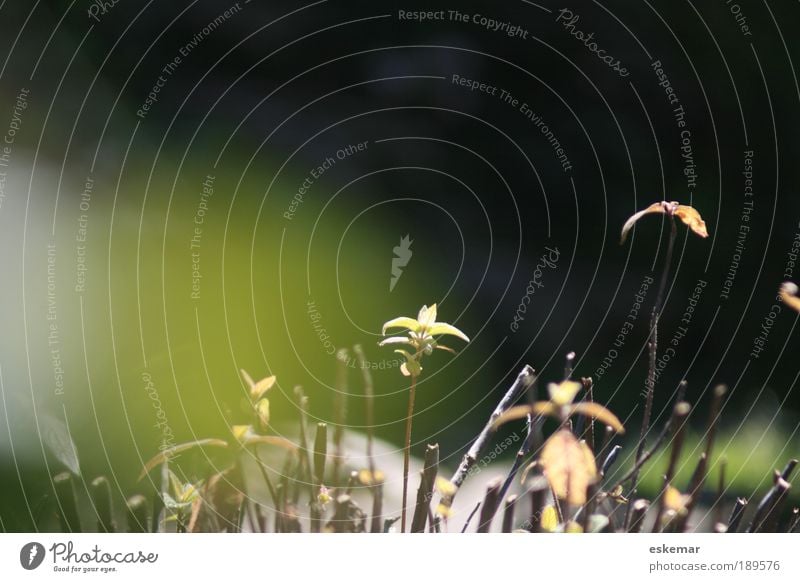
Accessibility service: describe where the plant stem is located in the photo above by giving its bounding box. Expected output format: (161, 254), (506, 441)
(624, 215), (677, 530)
(400, 374), (417, 533)
(411, 443), (439, 533)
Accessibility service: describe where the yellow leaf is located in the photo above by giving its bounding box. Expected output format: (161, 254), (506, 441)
(780, 282), (800, 313)
(540, 505), (558, 532)
(435, 503), (453, 518)
(435, 476), (457, 497)
(231, 425), (252, 442)
(664, 485), (691, 514)
(674, 205), (709, 239)
(565, 521), (584, 533)
(540, 429), (598, 505)
(492, 402), (559, 429)
(250, 375), (276, 401)
(255, 398), (270, 427)
(548, 381), (582, 406)
(358, 469), (385, 485)
(620, 202), (666, 244)
(569, 402), (625, 434)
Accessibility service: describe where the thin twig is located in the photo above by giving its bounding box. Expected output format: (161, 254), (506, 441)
(400, 374), (418, 533)
(727, 497), (747, 533)
(450, 365), (535, 493)
(353, 344), (381, 533)
(502, 495), (518, 533)
(625, 215), (677, 529)
(333, 349), (349, 488)
(613, 380), (688, 491)
(461, 501), (481, 533)
(652, 402), (691, 531)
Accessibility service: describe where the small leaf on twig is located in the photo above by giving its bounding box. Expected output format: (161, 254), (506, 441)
(548, 381), (582, 406)
(569, 402), (625, 434)
(492, 402), (558, 429)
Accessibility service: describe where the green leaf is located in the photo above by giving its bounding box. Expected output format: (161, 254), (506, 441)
(139, 439), (228, 480)
(255, 398), (270, 427)
(427, 322), (470, 342)
(394, 349), (421, 377)
(381, 317), (420, 335)
(40, 412), (80, 475)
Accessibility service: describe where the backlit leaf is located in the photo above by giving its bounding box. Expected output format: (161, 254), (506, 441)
(569, 402), (625, 434)
(540, 429), (598, 505)
(548, 381), (582, 406)
(620, 202), (666, 244)
(674, 205), (709, 239)
(492, 402), (559, 429)
(435, 476), (457, 497)
(540, 505), (558, 532)
(381, 316), (421, 335)
(417, 304), (438, 328)
(255, 398), (270, 428)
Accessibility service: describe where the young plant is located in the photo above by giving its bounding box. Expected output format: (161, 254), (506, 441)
(619, 200), (708, 527)
(379, 304), (469, 533)
(495, 380), (624, 524)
